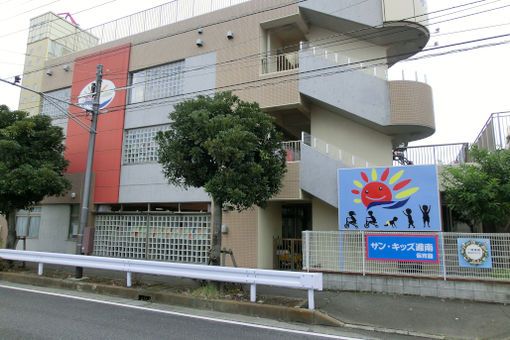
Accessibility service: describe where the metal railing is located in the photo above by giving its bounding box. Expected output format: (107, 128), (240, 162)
(0, 249), (323, 310)
(301, 132), (373, 167)
(282, 141), (301, 161)
(54, 0), (250, 48)
(274, 238), (302, 271)
(299, 42), (388, 80)
(260, 51), (299, 74)
(474, 112), (510, 151)
(393, 143), (469, 166)
(303, 231), (510, 282)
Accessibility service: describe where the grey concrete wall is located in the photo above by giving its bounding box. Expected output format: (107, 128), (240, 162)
(16, 205), (76, 254)
(299, 51), (391, 127)
(300, 143), (347, 208)
(299, 0), (383, 28)
(324, 273), (510, 304)
(124, 52), (216, 130)
(118, 164), (209, 203)
(119, 52), (216, 203)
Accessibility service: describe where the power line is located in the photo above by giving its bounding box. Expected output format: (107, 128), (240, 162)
(2, 0), (504, 84)
(5, 0), (510, 111)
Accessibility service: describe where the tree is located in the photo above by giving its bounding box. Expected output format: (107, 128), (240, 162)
(156, 92), (287, 265)
(442, 146), (510, 233)
(0, 105), (71, 249)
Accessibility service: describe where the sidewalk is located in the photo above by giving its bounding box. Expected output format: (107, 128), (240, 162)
(1, 265), (509, 340)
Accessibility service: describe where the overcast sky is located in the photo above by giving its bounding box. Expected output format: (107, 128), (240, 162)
(0, 0), (509, 146)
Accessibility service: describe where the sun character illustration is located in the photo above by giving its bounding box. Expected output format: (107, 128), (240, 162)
(350, 168), (419, 209)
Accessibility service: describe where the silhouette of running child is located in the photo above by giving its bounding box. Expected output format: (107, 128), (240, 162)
(419, 204), (431, 228)
(364, 210), (378, 228)
(384, 217), (398, 228)
(344, 210), (358, 229)
(403, 208), (415, 228)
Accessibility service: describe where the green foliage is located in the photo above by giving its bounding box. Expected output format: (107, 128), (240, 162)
(0, 105), (71, 247)
(442, 146), (510, 232)
(156, 92), (286, 210)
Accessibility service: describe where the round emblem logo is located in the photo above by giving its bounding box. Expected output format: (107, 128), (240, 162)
(78, 79), (116, 111)
(460, 240), (489, 265)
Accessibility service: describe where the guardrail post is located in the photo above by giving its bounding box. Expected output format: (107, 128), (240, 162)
(308, 289), (315, 310)
(250, 284), (256, 302)
(127, 272), (132, 287)
(38, 263), (43, 276)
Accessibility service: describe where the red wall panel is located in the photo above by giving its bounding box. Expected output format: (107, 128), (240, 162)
(65, 43), (130, 204)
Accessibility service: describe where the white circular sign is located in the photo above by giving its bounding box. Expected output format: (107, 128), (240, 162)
(464, 244), (483, 261)
(78, 79), (116, 111)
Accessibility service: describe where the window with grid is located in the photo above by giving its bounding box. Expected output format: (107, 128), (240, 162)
(41, 87), (71, 119)
(129, 60), (184, 104)
(123, 125), (171, 164)
(15, 207), (41, 238)
(68, 204), (80, 239)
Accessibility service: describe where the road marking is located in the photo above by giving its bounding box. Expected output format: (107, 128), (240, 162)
(0, 284), (361, 340)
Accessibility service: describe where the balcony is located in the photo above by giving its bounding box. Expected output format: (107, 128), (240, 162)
(394, 112), (510, 166)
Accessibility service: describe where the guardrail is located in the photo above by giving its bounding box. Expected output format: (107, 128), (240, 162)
(0, 250), (322, 309)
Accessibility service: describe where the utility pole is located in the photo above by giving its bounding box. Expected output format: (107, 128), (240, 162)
(75, 64), (103, 278)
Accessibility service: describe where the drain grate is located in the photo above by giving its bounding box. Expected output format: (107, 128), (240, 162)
(138, 294), (152, 301)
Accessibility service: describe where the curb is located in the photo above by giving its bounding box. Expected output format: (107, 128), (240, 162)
(0, 272), (456, 339)
(0, 272), (340, 327)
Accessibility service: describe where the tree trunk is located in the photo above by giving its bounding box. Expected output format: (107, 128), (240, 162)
(5, 211), (18, 250)
(209, 200), (222, 266)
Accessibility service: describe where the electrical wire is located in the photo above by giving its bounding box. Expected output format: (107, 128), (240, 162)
(5, 0), (510, 111)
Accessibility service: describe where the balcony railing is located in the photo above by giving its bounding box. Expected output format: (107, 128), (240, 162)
(54, 0), (250, 47)
(260, 51), (299, 74)
(302, 132), (373, 167)
(393, 143), (469, 166)
(282, 141), (301, 161)
(474, 112), (510, 151)
(299, 41), (389, 80)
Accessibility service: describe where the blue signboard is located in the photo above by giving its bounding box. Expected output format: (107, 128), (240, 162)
(366, 234), (439, 262)
(457, 238), (492, 268)
(338, 165), (441, 231)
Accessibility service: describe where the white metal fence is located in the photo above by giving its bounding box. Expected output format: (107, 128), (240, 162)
(0, 249), (322, 309)
(392, 143), (469, 166)
(474, 112), (510, 151)
(303, 231), (510, 282)
(54, 0), (250, 48)
(301, 132), (374, 167)
(94, 213), (210, 264)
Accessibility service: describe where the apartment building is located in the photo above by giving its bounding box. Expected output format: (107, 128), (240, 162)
(17, 0), (435, 269)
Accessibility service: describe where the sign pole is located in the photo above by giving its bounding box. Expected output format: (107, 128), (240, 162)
(75, 64), (103, 279)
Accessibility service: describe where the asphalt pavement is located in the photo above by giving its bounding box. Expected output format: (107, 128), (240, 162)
(0, 265), (509, 340)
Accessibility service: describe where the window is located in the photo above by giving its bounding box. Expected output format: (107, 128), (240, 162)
(16, 207), (41, 238)
(123, 125), (170, 164)
(129, 60), (184, 104)
(69, 205), (80, 238)
(41, 87), (71, 119)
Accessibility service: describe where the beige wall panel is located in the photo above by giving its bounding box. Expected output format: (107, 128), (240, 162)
(312, 197), (338, 231)
(221, 208), (258, 268)
(257, 202), (282, 269)
(311, 105), (393, 166)
(389, 80), (434, 128)
(43, 0), (300, 96)
(273, 161), (300, 200)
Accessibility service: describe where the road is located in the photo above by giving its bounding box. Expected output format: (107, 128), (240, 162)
(0, 285), (360, 340)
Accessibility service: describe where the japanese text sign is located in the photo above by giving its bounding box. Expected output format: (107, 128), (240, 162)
(366, 234), (439, 262)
